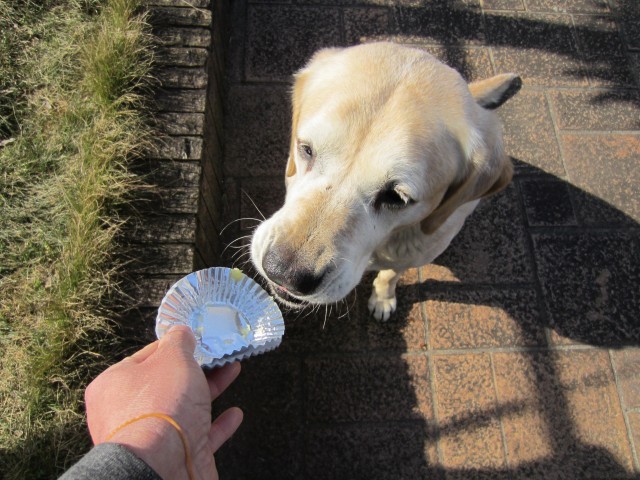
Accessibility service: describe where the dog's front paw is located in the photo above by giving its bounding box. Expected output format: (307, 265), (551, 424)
(368, 292), (397, 322)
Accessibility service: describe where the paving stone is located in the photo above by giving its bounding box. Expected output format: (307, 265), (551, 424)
(195, 214), (223, 268)
(425, 288), (545, 350)
(432, 353), (506, 471)
(492, 352), (555, 474)
(496, 89), (565, 176)
(518, 177), (578, 226)
(306, 423), (440, 480)
(493, 350), (635, 478)
(246, 6), (342, 82)
(610, 0), (640, 50)
(485, 12), (576, 53)
(482, 0), (524, 10)
(213, 356), (304, 480)
(215, 419), (304, 480)
(549, 90), (640, 131)
(343, 7), (395, 44)
(583, 54), (639, 88)
(237, 177), (285, 230)
(621, 19), (640, 50)
(306, 354), (432, 423)
(421, 183), (533, 284)
(525, 0), (610, 13)
(365, 271), (429, 351)
(630, 53), (640, 84)
(393, 6), (485, 45)
(573, 14), (625, 56)
(224, 85), (291, 177)
(532, 231), (640, 347)
(271, 285), (368, 355)
(561, 134), (640, 224)
(418, 46), (494, 82)
(491, 46), (589, 87)
(611, 348), (640, 410)
(574, 15), (636, 87)
(224, 0), (247, 84)
(627, 412), (640, 473)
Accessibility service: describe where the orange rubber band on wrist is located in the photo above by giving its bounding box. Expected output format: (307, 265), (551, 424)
(105, 412), (195, 480)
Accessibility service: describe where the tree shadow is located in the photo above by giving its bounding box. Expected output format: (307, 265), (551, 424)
(392, 157), (638, 477)
(386, 2), (639, 109)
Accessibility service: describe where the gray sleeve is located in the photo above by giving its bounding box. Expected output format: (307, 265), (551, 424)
(59, 443), (162, 480)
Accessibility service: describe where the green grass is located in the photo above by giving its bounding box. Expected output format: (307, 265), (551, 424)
(0, 0), (153, 477)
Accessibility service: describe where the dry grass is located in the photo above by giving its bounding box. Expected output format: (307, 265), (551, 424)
(0, 0), (153, 477)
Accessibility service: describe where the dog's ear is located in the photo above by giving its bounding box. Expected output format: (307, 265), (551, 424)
(420, 124), (513, 235)
(420, 74), (520, 234)
(469, 73), (522, 110)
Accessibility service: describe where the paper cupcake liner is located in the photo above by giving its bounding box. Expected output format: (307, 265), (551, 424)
(156, 267), (285, 367)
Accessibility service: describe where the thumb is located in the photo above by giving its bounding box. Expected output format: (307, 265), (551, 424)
(159, 325), (197, 357)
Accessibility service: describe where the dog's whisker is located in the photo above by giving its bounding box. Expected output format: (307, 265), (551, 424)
(240, 189), (267, 221)
(231, 253), (252, 266)
(232, 254), (253, 269)
(223, 234), (253, 251)
(222, 233), (251, 251)
(226, 233), (254, 245)
(229, 243), (250, 257)
(220, 217), (262, 236)
(229, 244), (250, 257)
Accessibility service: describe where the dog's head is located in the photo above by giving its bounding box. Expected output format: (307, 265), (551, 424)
(251, 42), (520, 307)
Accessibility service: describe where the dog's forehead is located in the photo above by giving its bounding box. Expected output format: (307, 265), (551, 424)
(296, 84), (442, 182)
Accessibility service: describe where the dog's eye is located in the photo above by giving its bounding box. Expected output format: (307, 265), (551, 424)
(299, 143), (314, 160)
(374, 186), (413, 211)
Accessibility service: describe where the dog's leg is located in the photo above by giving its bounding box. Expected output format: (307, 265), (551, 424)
(368, 268), (405, 321)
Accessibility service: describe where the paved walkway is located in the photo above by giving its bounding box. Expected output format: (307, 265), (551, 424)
(216, 1), (640, 478)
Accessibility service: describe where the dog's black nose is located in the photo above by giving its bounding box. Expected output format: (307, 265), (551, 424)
(262, 248), (326, 296)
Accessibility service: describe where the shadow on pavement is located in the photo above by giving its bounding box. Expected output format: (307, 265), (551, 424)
(216, 1), (639, 478)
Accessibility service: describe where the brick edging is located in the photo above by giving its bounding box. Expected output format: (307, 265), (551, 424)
(126, 0), (229, 311)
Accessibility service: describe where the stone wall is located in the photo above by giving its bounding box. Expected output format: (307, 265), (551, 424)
(126, 0), (228, 319)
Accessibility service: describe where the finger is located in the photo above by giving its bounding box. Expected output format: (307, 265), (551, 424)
(125, 341), (160, 364)
(206, 362), (241, 400)
(208, 407), (243, 453)
(158, 325), (196, 356)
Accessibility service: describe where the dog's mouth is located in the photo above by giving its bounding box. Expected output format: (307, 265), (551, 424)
(267, 283), (310, 310)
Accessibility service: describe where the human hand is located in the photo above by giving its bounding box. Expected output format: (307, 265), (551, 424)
(85, 325), (243, 480)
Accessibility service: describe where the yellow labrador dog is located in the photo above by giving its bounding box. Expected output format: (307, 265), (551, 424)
(250, 42), (521, 320)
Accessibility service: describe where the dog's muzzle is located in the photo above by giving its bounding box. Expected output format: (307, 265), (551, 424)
(262, 246), (330, 297)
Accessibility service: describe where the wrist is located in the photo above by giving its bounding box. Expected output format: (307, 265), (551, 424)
(105, 416), (185, 480)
